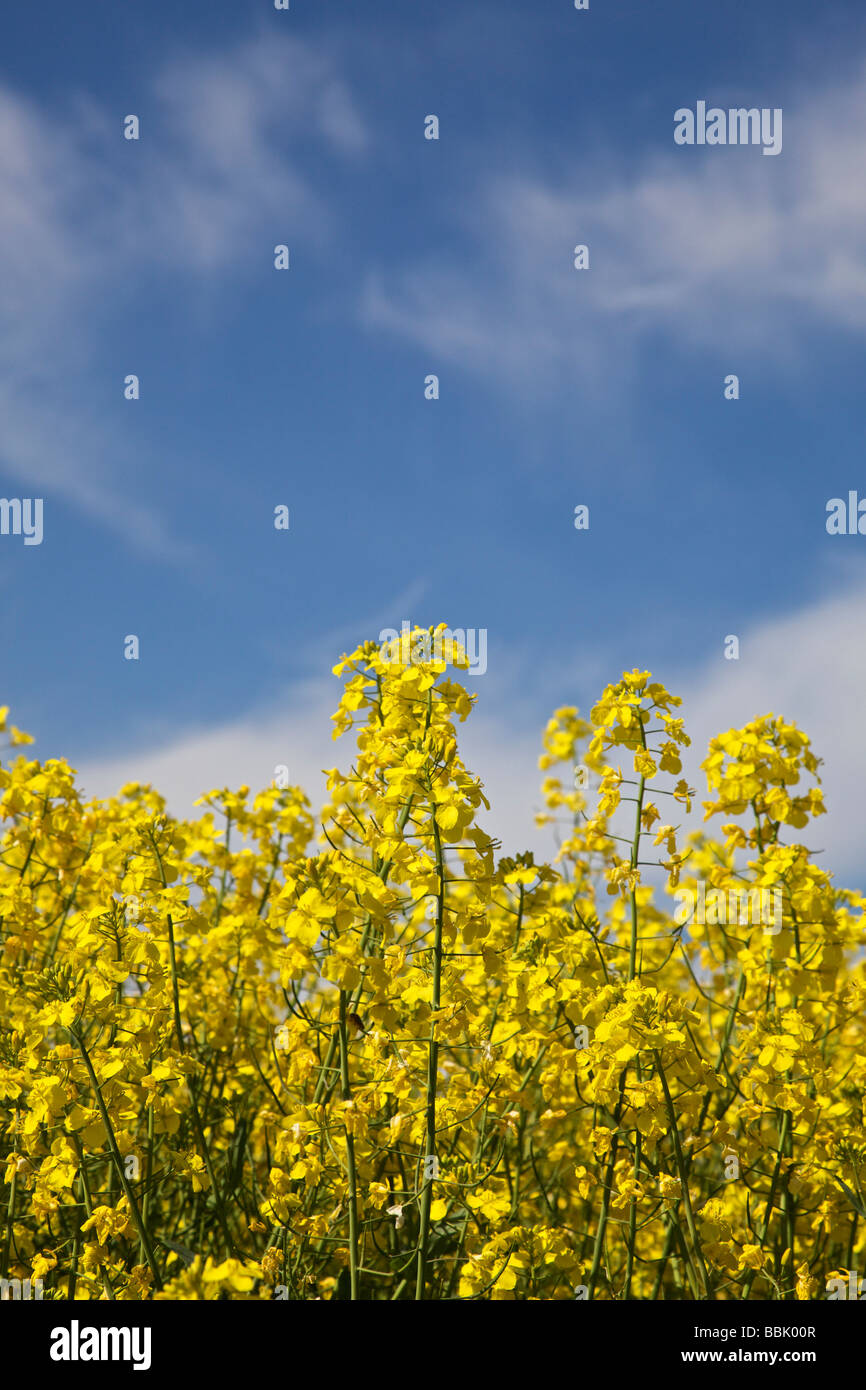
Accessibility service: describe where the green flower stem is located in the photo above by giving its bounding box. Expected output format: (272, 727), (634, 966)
(587, 1069), (628, 1299)
(741, 1108), (790, 1299)
(70, 1028), (163, 1290)
(628, 724), (649, 982)
(623, 1130), (642, 1299)
(338, 988), (360, 1301)
(71, 1132), (115, 1300)
(653, 1049), (710, 1298)
(415, 806), (445, 1301)
(1, 1163), (16, 1279)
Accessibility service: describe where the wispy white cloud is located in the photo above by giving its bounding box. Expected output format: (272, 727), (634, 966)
(76, 675), (340, 819)
(0, 35), (367, 554)
(75, 571), (866, 890)
(74, 668), (551, 864)
(143, 36), (367, 268)
(360, 62), (866, 388)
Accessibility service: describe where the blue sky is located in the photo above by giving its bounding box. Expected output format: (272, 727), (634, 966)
(2, 0), (866, 881)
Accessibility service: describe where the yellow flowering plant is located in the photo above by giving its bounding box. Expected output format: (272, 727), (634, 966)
(0, 629), (863, 1300)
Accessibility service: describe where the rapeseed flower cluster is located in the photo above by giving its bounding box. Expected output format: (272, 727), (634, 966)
(0, 637), (863, 1300)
